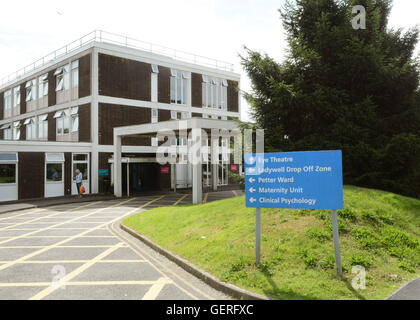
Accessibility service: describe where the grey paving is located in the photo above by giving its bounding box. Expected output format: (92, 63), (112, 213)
(44, 284), (152, 300)
(0, 192), (241, 300)
(388, 277), (420, 300)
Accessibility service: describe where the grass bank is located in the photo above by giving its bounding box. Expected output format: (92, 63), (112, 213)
(123, 185), (420, 300)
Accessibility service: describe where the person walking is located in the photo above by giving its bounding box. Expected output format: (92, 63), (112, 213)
(75, 169), (83, 199)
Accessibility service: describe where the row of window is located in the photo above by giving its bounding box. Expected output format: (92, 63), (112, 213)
(0, 153), (88, 185)
(3, 62), (231, 125)
(1, 107), (79, 141)
(202, 76), (228, 110)
(2, 60), (79, 119)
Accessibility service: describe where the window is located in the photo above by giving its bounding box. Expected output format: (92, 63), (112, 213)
(71, 107), (79, 132)
(171, 111), (178, 120)
(151, 64), (159, 73)
(202, 76), (228, 110)
(151, 64), (159, 103)
(221, 80), (228, 110)
(151, 108), (158, 123)
(203, 114), (209, 119)
(25, 118), (37, 140)
(0, 164), (16, 184)
(151, 137), (158, 147)
(170, 69), (189, 105)
(13, 122), (21, 140)
(38, 114), (48, 139)
(25, 79), (37, 101)
(1, 124), (12, 140)
(181, 112), (191, 119)
(46, 153), (65, 162)
(4, 90), (12, 116)
(151, 73), (158, 102)
(71, 60), (79, 88)
(54, 110), (70, 135)
(46, 163), (63, 182)
(12, 86), (20, 108)
(0, 153), (18, 161)
(55, 65), (70, 91)
(38, 74), (48, 98)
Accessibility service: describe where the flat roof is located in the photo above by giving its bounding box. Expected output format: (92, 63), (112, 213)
(1, 30), (237, 90)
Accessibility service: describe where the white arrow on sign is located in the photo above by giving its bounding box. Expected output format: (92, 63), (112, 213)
(248, 157), (255, 164)
(249, 187), (256, 193)
(248, 168), (255, 173)
(249, 197), (256, 203)
(248, 177), (255, 183)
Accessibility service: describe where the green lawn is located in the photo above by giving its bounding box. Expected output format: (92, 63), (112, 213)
(123, 185), (420, 300)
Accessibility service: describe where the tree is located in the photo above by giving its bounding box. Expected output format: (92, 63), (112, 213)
(241, 0), (420, 197)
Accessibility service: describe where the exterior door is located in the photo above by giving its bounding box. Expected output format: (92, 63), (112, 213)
(72, 153), (90, 195)
(45, 153), (65, 198)
(0, 153), (18, 202)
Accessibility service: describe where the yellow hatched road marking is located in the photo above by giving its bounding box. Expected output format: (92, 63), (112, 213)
(109, 220), (214, 300)
(0, 201), (101, 245)
(0, 245), (126, 249)
(27, 196), (165, 300)
(0, 280), (169, 287)
(0, 207), (56, 222)
(0, 198), (137, 272)
(141, 277), (173, 300)
(0, 260), (146, 264)
(29, 242), (126, 300)
(173, 194), (188, 206)
(0, 202), (100, 231)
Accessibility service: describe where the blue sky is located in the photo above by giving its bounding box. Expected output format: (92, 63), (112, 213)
(0, 0), (418, 121)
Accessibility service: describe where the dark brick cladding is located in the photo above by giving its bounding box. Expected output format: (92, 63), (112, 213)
(20, 83), (26, 114)
(48, 111), (56, 142)
(64, 153), (72, 195)
(79, 54), (91, 98)
(78, 103), (91, 142)
(98, 103), (151, 146)
(47, 71), (56, 107)
(98, 53), (151, 101)
(0, 92), (3, 120)
(158, 66), (171, 104)
(18, 152), (44, 200)
(191, 73), (202, 107)
(227, 80), (239, 113)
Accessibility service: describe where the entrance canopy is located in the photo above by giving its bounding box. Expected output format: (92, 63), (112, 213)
(113, 118), (240, 204)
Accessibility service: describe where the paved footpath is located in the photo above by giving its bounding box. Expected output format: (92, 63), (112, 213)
(0, 192), (242, 300)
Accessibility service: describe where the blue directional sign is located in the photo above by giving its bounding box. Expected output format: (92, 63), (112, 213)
(245, 150), (343, 209)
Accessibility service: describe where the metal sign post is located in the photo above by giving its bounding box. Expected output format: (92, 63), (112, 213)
(255, 208), (261, 265)
(331, 209), (343, 277)
(245, 151), (344, 276)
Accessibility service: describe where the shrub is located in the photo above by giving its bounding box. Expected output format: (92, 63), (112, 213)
(351, 226), (380, 249)
(349, 253), (373, 269)
(300, 249), (318, 268)
(398, 262), (416, 273)
(380, 227), (419, 250)
(319, 255), (336, 270)
(228, 171), (245, 190)
(338, 208), (357, 221)
(306, 227), (331, 242)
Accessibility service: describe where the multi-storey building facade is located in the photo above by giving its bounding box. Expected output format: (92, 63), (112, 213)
(0, 31), (241, 202)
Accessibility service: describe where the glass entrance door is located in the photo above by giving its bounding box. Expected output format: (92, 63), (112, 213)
(72, 153), (89, 195)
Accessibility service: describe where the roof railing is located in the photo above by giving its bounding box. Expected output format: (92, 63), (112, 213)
(1, 30), (234, 88)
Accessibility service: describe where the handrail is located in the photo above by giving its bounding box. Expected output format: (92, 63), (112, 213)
(1, 30), (234, 88)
